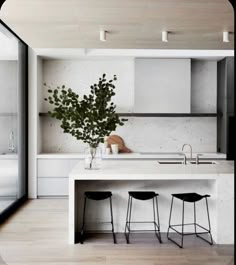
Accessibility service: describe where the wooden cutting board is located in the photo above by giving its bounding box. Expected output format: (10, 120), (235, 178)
(107, 135), (132, 153)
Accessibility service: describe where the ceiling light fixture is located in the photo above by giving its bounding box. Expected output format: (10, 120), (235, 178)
(162, 31), (168, 42)
(223, 31), (230, 43)
(100, 30), (107, 42)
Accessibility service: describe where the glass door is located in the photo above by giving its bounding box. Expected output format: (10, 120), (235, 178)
(0, 20), (27, 219)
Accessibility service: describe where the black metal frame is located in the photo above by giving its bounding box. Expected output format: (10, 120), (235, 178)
(80, 195), (116, 244)
(167, 196), (213, 248)
(124, 194), (162, 244)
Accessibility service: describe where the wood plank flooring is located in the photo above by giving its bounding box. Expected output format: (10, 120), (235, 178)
(0, 199), (234, 265)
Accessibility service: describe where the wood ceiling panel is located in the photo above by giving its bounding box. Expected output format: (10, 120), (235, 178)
(0, 0), (234, 49)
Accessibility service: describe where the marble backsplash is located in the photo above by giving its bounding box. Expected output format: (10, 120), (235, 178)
(40, 117), (216, 153)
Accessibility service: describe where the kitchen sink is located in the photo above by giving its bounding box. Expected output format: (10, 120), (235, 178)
(157, 160), (217, 165)
(189, 161), (217, 165)
(157, 161), (183, 164)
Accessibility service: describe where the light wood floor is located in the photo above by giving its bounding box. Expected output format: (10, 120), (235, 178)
(0, 199), (234, 265)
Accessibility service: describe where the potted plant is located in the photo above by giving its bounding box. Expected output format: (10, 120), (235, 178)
(44, 74), (127, 169)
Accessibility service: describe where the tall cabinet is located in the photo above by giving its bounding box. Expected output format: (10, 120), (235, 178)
(217, 57), (234, 159)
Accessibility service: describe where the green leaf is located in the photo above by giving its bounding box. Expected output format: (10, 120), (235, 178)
(45, 74), (127, 146)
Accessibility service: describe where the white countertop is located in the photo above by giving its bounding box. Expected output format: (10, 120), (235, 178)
(38, 152), (226, 160)
(69, 160), (233, 180)
(0, 154), (18, 160)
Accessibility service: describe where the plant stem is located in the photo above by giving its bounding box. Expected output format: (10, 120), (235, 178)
(89, 146), (97, 169)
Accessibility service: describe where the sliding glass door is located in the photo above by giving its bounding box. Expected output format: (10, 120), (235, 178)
(0, 20), (27, 220)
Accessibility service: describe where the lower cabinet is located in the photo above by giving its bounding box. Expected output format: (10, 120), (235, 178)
(38, 177), (68, 196)
(37, 159), (79, 197)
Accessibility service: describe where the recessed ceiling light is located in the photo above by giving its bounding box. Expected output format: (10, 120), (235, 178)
(162, 31), (168, 42)
(223, 31), (230, 43)
(100, 30), (106, 42)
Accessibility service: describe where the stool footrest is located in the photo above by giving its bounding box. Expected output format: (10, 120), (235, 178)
(167, 223), (213, 248)
(169, 223), (210, 234)
(125, 221), (162, 244)
(169, 226), (210, 236)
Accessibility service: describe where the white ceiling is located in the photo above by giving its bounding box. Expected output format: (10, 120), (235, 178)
(0, 0), (234, 49)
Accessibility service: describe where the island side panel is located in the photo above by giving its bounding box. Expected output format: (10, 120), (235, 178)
(216, 174), (234, 244)
(68, 178), (75, 244)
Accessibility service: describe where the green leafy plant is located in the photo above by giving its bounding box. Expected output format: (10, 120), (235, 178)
(44, 74), (127, 167)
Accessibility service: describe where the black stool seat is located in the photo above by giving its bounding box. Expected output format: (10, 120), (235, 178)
(129, 191), (158, 200)
(172, 193), (210, 203)
(85, 191), (112, 200)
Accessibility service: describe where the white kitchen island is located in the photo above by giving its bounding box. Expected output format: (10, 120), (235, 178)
(68, 160), (234, 244)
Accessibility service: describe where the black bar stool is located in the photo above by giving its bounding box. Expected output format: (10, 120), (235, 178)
(124, 191), (162, 244)
(167, 192), (213, 248)
(80, 191), (116, 244)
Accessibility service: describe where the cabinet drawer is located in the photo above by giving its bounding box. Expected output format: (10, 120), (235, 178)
(38, 159), (78, 178)
(38, 177), (68, 196)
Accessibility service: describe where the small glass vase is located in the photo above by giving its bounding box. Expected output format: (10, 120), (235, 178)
(84, 146), (102, 170)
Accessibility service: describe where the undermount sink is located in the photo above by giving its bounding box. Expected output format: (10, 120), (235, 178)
(189, 161), (217, 165)
(157, 161), (183, 164)
(157, 160), (217, 165)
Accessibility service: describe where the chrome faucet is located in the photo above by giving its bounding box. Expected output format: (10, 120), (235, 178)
(195, 153), (202, 165)
(179, 153), (187, 165)
(181, 144), (192, 160)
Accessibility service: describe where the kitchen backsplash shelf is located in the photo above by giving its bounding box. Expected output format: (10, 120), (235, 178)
(0, 113), (17, 117)
(39, 112), (218, 117)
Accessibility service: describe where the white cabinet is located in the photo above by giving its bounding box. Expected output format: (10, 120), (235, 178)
(37, 159), (78, 196)
(38, 178), (68, 196)
(134, 58), (191, 113)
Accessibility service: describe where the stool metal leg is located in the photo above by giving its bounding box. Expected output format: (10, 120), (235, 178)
(155, 196), (162, 243)
(126, 196), (133, 243)
(194, 202), (197, 236)
(153, 198), (156, 234)
(205, 197), (213, 245)
(124, 195), (130, 243)
(80, 196), (87, 244)
(195, 197), (213, 245)
(181, 200), (185, 248)
(109, 197), (117, 244)
(167, 197), (185, 248)
(167, 196), (174, 239)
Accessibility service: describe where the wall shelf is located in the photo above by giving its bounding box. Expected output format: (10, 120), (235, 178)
(0, 113), (17, 117)
(39, 112), (218, 117)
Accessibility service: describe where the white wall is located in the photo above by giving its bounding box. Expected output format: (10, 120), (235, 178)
(42, 58), (134, 113)
(28, 49), (41, 198)
(40, 58), (217, 153)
